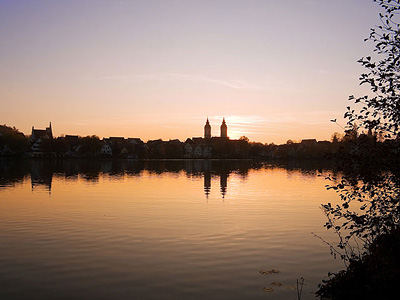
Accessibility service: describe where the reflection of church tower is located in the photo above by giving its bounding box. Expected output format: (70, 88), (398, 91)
(220, 118), (227, 138)
(220, 170), (228, 198)
(204, 118), (211, 139)
(204, 170), (211, 199)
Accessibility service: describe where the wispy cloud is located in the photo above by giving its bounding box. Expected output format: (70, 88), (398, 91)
(85, 73), (265, 90)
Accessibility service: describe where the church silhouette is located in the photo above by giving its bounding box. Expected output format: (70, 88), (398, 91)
(204, 118), (228, 139)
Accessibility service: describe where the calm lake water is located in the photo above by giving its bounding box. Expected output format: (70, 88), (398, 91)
(0, 159), (343, 300)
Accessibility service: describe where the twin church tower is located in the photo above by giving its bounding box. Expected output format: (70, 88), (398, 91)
(204, 118), (227, 139)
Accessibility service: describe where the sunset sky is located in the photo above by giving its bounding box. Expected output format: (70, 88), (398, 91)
(0, 0), (383, 144)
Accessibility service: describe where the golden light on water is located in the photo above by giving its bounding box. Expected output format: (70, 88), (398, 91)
(0, 159), (346, 298)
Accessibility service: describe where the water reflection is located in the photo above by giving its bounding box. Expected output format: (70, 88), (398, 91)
(0, 158), (342, 300)
(220, 170), (228, 198)
(30, 160), (53, 193)
(204, 170), (211, 199)
(0, 159), (336, 198)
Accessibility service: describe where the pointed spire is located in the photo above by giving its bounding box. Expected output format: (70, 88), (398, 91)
(205, 117), (211, 138)
(220, 117), (227, 138)
(47, 122), (53, 139)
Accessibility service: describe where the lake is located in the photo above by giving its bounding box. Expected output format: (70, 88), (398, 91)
(0, 159), (343, 299)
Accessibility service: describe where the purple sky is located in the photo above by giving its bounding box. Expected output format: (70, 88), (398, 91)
(0, 0), (383, 143)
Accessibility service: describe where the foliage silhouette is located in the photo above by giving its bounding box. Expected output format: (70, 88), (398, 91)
(345, 0), (400, 138)
(318, 1), (400, 298)
(0, 124), (28, 156)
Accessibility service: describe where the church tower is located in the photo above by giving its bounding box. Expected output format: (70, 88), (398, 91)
(204, 118), (211, 139)
(220, 118), (227, 138)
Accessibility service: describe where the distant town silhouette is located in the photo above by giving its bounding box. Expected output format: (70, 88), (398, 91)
(0, 119), (393, 160)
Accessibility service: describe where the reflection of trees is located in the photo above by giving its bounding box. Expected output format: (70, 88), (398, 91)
(0, 159), (263, 197)
(1, 159), (332, 199)
(268, 159), (336, 174)
(0, 159), (30, 188)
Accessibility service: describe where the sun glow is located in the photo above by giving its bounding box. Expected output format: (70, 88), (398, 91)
(0, 0), (381, 144)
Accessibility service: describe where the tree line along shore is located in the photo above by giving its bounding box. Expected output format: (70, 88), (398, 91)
(1, 123), (399, 160)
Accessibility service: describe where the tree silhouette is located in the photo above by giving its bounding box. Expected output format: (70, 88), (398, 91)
(318, 1), (400, 298)
(346, 0), (400, 138)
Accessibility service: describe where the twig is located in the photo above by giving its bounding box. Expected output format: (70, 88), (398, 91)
(296, 277), (304, 300)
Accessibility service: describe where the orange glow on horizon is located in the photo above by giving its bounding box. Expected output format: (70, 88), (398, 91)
(19, 113), (344, 145)
(0, 1), (381, 144)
